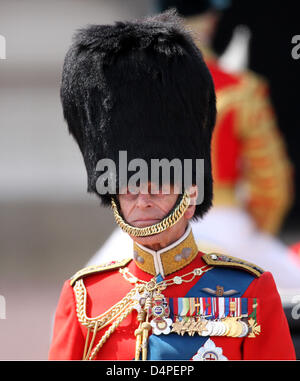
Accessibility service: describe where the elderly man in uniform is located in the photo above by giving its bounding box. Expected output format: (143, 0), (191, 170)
(48, 11), (295, 360)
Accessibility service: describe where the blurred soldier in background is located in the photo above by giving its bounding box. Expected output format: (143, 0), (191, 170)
(212, 0), (300, 223)
(88, 0), (300, 290)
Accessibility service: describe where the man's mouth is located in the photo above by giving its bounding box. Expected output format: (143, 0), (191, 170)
(131, 219), (161, 227)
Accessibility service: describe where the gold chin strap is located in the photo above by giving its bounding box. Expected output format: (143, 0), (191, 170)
(111, 191), (191, 237)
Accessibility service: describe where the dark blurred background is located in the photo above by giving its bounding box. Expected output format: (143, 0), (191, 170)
(0, 0), (299, 360)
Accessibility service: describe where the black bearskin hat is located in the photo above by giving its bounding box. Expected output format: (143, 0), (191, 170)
(60, 10), (216, 220)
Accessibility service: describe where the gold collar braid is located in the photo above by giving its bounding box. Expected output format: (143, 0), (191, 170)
(111, 191), (190, 237)
(132, 225), (199, 277)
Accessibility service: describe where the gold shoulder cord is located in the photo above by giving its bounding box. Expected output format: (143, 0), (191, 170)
(111, 191), (190, 237)
(73, 278), (141, 360)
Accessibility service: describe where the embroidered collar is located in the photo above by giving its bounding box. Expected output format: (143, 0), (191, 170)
(133, 224), (199, 278)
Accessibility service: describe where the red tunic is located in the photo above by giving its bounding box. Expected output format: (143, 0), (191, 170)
(49, 252), (295, 360)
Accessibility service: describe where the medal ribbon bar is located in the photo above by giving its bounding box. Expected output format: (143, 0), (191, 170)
(154, 297), (261, 338)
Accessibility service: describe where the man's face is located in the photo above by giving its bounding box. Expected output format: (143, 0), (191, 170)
(117, 183), (196, 250)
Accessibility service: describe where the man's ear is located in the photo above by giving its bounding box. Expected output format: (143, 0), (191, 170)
(184, 185), (198, 220)
(188, 185), (198, 206)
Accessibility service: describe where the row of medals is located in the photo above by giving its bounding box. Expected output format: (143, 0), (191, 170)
(148, 290), (251, 338)
(170, 316), (250, 338)
(133, 281), (252, 339)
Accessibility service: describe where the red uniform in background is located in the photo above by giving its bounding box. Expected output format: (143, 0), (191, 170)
(189, 52), (300, 290)
(206, 57), (293, 235)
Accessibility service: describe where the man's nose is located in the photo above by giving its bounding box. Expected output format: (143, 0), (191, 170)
(136, 193), (153, 208)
